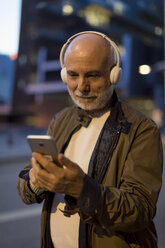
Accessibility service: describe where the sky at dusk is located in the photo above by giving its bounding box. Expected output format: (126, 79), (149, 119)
(0, 0), (22, 55)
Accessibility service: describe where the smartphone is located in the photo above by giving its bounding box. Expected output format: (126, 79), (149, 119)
(27, 135), (58, 162)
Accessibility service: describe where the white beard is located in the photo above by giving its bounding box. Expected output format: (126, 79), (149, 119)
(67, 83), (113, 112)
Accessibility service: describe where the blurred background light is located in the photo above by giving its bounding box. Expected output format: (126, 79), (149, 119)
(9, 54), (18, 61)
(113, 1), (124, 15)
(154, 26), (163, 36)
(83, 4), (112, 27)
(138, 64), (151, 75)
(62, 2), (74, 15)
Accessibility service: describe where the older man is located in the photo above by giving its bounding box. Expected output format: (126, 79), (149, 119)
(17, 31), (163, 248)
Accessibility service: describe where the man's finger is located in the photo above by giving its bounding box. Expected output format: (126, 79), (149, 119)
(31, 157), (42, 171)
(32, 152), (60, 173)
(58, 153), (78, 170)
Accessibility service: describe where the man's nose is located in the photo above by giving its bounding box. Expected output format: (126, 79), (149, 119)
(77, 77), (90, 93)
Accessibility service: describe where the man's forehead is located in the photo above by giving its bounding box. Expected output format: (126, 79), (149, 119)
(64, 33), (110, 63)
(67, 33), (109, 51)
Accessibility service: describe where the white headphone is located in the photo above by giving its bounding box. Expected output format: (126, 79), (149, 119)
(59, 31), (122, 85)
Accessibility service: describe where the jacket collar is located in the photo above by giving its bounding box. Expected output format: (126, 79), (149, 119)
(109, 91), (132, 134)
(87, 91), (132, 183)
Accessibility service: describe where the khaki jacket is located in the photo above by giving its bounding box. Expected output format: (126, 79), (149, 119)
(17, 93), (163, 248)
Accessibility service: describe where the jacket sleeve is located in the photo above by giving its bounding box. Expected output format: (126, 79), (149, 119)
(65, 119), (163, 234)
(17, 164), (46, 205)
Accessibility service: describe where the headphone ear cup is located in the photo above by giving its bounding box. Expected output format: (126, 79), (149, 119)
(110, 66), (122, 85)
(61, 67), (67, 84)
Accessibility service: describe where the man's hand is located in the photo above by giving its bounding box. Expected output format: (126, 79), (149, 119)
(29, 158), (42, 189)
(30, 152), (85, 198)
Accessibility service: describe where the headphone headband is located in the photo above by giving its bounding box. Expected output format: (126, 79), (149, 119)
(59, 30), (122, 84)
(60, 31), (121, 69)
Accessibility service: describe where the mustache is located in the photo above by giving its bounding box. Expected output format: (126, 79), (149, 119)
(75, 91), (96, 98)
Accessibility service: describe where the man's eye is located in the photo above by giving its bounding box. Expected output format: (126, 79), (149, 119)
(88, 74), (100, 78)
(68, 73), (78, 77)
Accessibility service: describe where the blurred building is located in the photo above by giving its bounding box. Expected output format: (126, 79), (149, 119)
(4, 0), (164, 126)
(0, 55), (16, 104)
(0, 55), (16, 122)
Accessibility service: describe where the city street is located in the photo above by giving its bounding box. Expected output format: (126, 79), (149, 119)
(0, 159), (42, 248)
(0, 126), (45, 248)
(0, 127), (165, 248)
